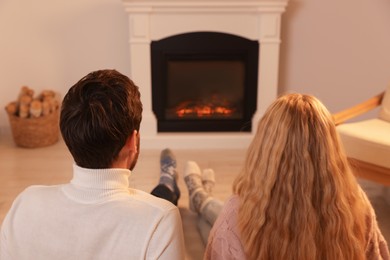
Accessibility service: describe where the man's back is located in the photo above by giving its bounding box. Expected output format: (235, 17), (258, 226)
(0, 166), (185, 259)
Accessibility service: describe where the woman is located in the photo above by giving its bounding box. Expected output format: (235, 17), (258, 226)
(184, 93), (389, 259)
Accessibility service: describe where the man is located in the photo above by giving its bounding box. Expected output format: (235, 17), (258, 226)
(0, 69), (185, 259)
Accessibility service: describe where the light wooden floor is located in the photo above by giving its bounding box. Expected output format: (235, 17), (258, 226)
(0, 133), (389, 260)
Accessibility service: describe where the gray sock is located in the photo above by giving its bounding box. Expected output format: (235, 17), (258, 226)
(184, 161), (211, 213)
(159, 148), (178, 194)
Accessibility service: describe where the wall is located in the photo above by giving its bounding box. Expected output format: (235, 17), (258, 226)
(0, 0), (130, 132)
(1, 0), (390, 133)
(279, 0), (390, 113)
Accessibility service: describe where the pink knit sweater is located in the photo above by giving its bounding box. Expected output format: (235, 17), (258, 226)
(204, 195), (389, 260)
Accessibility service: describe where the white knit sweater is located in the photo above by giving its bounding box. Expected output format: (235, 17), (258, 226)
(0, 164), (185, 260)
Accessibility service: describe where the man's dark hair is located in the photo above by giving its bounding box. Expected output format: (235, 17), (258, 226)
(60, 69), (142, 169)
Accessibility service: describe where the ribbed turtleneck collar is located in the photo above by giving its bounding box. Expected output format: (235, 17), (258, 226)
(61, 164), (133, 204)
(71, 164), (131, 190)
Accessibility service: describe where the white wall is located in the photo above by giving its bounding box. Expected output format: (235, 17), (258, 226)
(1, 0), (390, 132)
(0, 0), (131, 131)
(279, 0), (390, 113)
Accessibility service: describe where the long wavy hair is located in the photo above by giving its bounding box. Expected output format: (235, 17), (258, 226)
(233, 93), (369, 260)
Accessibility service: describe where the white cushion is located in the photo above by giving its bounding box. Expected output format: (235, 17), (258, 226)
(337, 118), (390, 169)
(379, 84), (390, 122)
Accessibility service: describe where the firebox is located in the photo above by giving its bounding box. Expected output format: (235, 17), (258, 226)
(151, 32), (259, 132)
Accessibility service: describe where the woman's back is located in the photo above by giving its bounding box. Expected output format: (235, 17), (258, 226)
(207, 94), (389, 260)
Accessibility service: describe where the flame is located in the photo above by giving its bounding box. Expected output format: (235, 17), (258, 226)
(175, 101), (234, 118)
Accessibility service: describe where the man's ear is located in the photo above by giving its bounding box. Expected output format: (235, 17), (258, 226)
(126, 130), (138, 153)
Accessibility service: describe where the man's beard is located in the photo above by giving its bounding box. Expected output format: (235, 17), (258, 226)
(129, 133), (140, 171)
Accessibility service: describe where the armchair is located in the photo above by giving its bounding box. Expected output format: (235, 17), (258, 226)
(333, 86), (390, 186)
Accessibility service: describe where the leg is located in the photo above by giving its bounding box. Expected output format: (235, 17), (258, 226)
(197, 217), (212, 245)
(151, 149), (180, 205)
(196, 198), (224, 245)
(151, 184), (179, 205)
(199, 198), (223, 226)
(184, 161), (223, 224)
(184, 161), (224, 244)
(184, 161), (213, 212)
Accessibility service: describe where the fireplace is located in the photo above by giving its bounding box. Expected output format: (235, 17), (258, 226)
(122, 0), (289, 148)
(151, 32), (259, 132)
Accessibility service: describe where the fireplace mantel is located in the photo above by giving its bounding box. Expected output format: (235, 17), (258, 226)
(122, 0), (289, 149)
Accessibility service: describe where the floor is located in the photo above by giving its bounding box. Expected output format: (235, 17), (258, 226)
(0, 133), (389, 260)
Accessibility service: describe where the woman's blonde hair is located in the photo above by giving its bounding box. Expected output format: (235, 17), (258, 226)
(233, 93), (368, 260)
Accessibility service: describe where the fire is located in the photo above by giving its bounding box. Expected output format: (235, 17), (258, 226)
(175, 101), (234, 118)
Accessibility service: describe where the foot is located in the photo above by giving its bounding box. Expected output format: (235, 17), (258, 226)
(160, 148), (177, 179)
(184, 161), (211, 213)
(160, 148), (180, 200)
(202, 168), (215, 194)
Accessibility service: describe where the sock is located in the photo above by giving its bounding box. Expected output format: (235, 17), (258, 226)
(159, 148), (180, 200)
(202, 168), (215, 194)
(184, 161), (212, 213)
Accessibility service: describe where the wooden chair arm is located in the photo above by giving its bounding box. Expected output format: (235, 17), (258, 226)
(333, 91), (385, 125)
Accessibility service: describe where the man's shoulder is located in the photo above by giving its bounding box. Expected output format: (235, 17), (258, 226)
(129, 188), (178, 212)
(18, 184), (61, 198)
(6, 185), (61, 209)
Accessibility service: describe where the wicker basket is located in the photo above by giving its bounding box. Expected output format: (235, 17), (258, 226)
(6, 109), (60, 148)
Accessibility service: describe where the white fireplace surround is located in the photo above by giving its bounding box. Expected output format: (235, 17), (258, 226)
(122, 0), (289, 149)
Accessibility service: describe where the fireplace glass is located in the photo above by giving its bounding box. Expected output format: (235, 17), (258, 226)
(166, 60), (244, 120)
(151, 32), (259, 132)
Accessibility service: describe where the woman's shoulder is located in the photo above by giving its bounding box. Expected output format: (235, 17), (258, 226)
(212, 194), (241, 236)
(204, 194), (246, 260)
(223, 194), (240, 210)
(214, 195), (240, 222)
